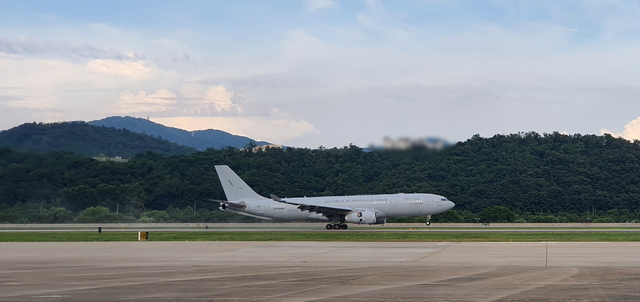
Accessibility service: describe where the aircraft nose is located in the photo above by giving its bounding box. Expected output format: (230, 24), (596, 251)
(446, 200), (455, 210)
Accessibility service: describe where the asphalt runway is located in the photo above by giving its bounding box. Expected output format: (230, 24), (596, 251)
(2, 242), (640, 301)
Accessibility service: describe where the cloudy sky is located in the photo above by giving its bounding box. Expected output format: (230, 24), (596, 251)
(1, 0), (640, 148)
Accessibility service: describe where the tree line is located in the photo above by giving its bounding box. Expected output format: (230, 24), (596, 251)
(1, 131), (640, 223)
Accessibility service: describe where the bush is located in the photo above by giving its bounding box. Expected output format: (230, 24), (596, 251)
(479, 206), (517, 223)
(73, 206), (135, 223)
(42, 207), (74, 223)
(528, 215), (559, 223)
(137, 210), (170, 223)
(592, 217), (615, 223)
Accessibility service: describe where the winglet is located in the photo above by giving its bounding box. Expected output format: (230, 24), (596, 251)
(270, 194), (285, 203)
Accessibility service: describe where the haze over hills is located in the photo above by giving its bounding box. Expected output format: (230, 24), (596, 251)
(88, 116), (271, 151)
(0, 122), (198, 157)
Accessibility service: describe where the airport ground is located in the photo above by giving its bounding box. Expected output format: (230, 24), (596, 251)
(2, 222), (640, 231)
(2, 223), (640, 242)
(2, 241), (640, 301)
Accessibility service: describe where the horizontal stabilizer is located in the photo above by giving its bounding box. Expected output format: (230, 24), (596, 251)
(270, 194), (285, 203)
(210, 199), (247, 210)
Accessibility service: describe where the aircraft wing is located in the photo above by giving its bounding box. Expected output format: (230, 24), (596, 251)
(209, 199), (247, 210)
(270, 194), (353, 215)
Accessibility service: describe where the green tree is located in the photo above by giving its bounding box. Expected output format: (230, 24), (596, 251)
(138, 210), (170, 223)
(73, 206), (134, 223)
(528, 215), (559, 223)
(41, 207), (74, 223)
(431, 210), (464, 223)
(479, 206), (517, 223)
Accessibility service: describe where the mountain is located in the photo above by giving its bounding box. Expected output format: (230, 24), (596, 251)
(88, 116), (271, 150)
(0, 122), (197, 157)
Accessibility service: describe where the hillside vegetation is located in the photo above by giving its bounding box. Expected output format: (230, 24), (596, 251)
(1, 131), (639, 223)
(0, 122), (198, 157)
(88, 116), (271, 150)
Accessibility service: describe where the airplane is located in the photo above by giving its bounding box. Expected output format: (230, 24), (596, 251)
(214, 165), (455, 230)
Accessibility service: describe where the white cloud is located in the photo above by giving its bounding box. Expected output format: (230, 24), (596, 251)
(0, 37), (144, 61)
(153, 116), (318, 144)
(118, 89), (177, 113)
(202, 85), (240, 113)
(305, 0), (336, 12)
(364, 0), (378, 10)
(177, 84), (243, 115)
(601, 117), (640, 141)
(86, 59), (158, 80)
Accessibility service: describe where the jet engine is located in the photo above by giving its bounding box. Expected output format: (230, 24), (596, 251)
(345, 210), (384, 224)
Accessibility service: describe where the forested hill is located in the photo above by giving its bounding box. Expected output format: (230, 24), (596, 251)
(88, 116), (271, 150)
(0, 122), (197, 157)
(1, 131), (640, 223)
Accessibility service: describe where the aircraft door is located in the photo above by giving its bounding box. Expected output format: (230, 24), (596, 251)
(391, 199), (397, 207)
(262, 201), (269, 214)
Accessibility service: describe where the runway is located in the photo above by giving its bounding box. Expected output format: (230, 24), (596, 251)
(3, 222), (640, 233)
(2, 242), (640, 301)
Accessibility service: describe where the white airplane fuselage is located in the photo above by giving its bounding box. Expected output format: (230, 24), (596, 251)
(222, 193), (454, 222)
(214, 165), (455, 226)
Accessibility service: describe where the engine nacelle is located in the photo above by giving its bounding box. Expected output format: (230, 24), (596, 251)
(346, 210), (384, 224)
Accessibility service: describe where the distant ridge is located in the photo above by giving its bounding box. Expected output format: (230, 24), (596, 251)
(0, 121), (197, 157)
(88, 116), (271, 150)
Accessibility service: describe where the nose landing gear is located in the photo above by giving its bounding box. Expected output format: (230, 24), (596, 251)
(425, 215), (432, 226)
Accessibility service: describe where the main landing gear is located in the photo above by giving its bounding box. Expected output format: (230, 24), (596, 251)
(326, 223), (348, 230)
(326, 214), (348, 230)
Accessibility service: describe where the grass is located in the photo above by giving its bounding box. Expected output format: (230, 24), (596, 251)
(0, 232), (138, 242)
(1, 231), (639, 242)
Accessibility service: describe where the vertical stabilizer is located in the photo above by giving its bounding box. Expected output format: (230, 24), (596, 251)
(215, 165), (266, 201)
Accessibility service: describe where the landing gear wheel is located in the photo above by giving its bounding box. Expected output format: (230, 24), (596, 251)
(326, 224), (334, 230)
(425, 221), (431, 226)
(333, 224), (341, 230)
(341, 224), (348, 230)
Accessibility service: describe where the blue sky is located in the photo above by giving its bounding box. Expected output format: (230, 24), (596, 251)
(1, 0), (640, 147)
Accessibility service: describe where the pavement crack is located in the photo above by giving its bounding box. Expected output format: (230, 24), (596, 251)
(410, 242), (457, 264)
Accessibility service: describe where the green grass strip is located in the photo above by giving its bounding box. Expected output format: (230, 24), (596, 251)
(0, 232), (138, 242)
(1, 231), (640, 242)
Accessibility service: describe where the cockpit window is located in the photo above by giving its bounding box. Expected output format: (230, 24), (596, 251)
(440, 198), (448, 201)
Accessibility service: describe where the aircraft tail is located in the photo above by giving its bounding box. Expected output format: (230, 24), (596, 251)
(214, 165), (266, 201)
